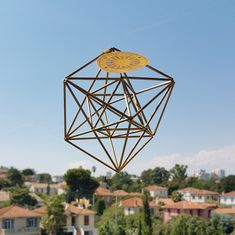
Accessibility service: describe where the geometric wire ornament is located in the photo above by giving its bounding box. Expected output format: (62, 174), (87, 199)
(64, 47), (175, 173)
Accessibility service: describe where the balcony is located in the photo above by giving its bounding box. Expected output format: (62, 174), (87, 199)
(0, 227), (41, 235)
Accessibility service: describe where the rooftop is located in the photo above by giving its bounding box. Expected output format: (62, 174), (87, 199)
(145, 185), (167, 191)
(179, 187), (219, 195)
(121, 197), (143, 208)
(164, 201), (217, 210)
(0, 205), (41, 218)
(221, 191), (235, 197)
(214, 208), (235, 215)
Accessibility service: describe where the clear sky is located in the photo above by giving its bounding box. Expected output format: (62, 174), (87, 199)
(0, 0), (235, 176)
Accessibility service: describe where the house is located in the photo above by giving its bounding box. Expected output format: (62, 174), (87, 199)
(0, 205), (41, 235)
(28, 183), (65, 196)
(34, 204), (97, 235)
(113, 190), (129, 197)
(94, 187), (113, 205)
(163, 201), (217, 223)
(149, 198), (174, 216)
(120, 197), (143, 215)
(144, 185), (168, 198)
(52, 175), (64, 183)
(178, 187), (219, 203)
(220, 191), (235, 206)
(0, 191), (10, 207)
(213, 208), (235, 219)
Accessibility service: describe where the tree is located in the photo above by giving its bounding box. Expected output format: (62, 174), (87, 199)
(95, 199), (106, 215)
(7, 167), (24, 186)
(0, 178), (11, 190)
(171, 191), (183, 202)
(142, 191), (152, 235)
(170, 164), (188, 183)
(41, 196), (66, 235)
(141, 167), (170, 186)
(64, 168), (99, 200)
(22, 168), (36, 176)
(98, 207), (126, 235)
(10, 187), (37, 207)
(110, 172), (133, 192)
(220, 175), (235, 193)
(163, 214), (207, 235)
(38, 173), (52, 183)
(141, 169), (153, 186)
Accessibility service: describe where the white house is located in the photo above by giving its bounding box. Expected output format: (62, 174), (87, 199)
(220, 191), (235, 206)
(144, 185), (168, 198)
(120, 197), (143, 215)
(178, 187), (219, 203)
(28, 183), (65, 196)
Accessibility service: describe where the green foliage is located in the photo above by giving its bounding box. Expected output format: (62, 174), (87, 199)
(141, 167), (170, 186)
(95, 199), (106, 215)
(220, 175), (235, 193)
(162, 214), (234, 235)
(170, 164), (188, 183)
(64, 168), (99, 200)
(142, 190), (152, 235)
(22, 168), (36, 176)
(0, 178), (11, 190)
(7, 167), (24, 187)
(171, 191), (183, 202)
(163, 215), (207, 235)
(110, 172), (133, 192)
(38, 173), (52, 183)
(207, 214), (233, 235)
(10, 187), (37, 207)
(41, 196), (66, 235)
(98, 207), (126, 235)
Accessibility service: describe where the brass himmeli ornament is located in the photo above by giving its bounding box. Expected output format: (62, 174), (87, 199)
(64, 47), (174, 172)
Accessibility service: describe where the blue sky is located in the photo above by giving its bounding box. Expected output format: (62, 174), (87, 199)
(0, 1), (235, 176)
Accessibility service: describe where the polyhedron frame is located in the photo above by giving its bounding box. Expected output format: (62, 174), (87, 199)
(64, 47), (175, 172)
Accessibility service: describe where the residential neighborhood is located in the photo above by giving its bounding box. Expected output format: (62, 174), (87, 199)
(0, 165), (235, 235)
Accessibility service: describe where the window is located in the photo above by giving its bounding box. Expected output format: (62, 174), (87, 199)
(84, 216), (89, 226)
(84, 231), (93, 235)
(27, 218), (38, 228)
(231, 198), (234, 202)
(198, 196), (202, 199)
(71, 216), (76, 226)
(3, 219), (14, 229)
(192, 195), (195, 199)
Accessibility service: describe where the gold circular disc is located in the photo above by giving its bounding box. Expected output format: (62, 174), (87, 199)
(97, 51), (148, 73)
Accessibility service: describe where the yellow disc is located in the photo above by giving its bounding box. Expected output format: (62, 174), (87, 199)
(97, 51), (148, 73)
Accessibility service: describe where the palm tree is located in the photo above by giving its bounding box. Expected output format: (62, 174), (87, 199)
(41, 196), (66, 235)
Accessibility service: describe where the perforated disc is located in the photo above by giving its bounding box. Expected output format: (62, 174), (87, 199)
(97, 51), (148, 73)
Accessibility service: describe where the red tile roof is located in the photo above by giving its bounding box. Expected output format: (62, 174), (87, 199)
(66, 205), (96, 215)
(145, 185), (167, 191)
(149, 198), (174, 207)
(33, 205), (96, 216)
(0, 206), (41, 218)
(164, 201), (217, 210)
(121, 197), (143, 208)
(113, 190), (129, 197)
(33, 206), (46, 215)
(214, 208), (235, 215)
(179, 187), (219, 195)
(94, 187), (113, 196)
(222, 191), (235, 197)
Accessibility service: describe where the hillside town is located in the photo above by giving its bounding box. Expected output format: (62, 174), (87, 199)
(0, 165), (235, 235)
